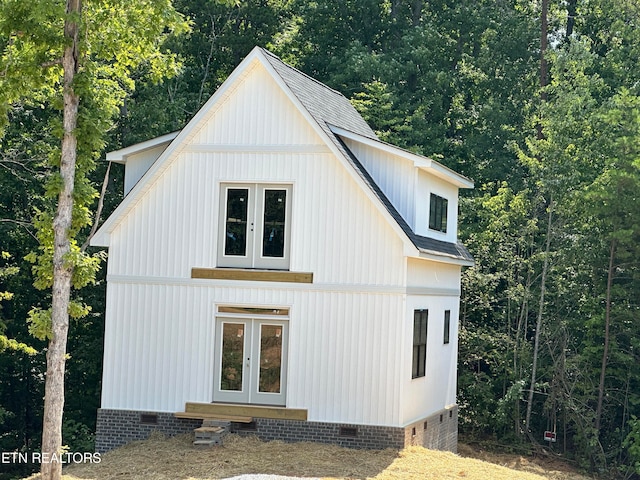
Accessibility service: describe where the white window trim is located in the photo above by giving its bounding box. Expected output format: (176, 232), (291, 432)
(217, 183), (292, 270)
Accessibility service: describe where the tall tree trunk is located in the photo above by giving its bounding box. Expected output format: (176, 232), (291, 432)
(40, 1), (81, 479)
(514, 275), (530, 435)
(538, 0), (549, 141)
(565, 0), (577, 39)
(526, 0), (550, 436)
(595, 238), (616, 433)
(525, 204), (552, 434)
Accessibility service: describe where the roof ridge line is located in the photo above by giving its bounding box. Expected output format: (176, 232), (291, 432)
(259, 47), (347, 99)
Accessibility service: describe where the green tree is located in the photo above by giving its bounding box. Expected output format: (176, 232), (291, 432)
(0, 252), (35, 354)
(0, 2), (189, 478)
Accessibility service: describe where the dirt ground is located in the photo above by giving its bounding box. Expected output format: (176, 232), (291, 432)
(23, 433), (595, 480)
(458, 442), (594, 480)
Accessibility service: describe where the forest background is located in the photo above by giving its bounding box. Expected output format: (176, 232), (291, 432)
(0, 0), (638, 478)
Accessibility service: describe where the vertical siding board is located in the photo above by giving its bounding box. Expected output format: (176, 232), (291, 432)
(147, 284), (160, 410)
(344, 296), (358, 422)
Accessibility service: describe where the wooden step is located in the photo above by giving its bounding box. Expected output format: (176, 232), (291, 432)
(175, 411), (254, 423)
(184, 402), (308, 421)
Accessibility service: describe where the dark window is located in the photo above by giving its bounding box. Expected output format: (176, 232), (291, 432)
(224, 188), (249, 256)
(443, 310), (451, 345)
(262, 189), (286, 258)
(429, 193), (448, 233)
(412, 309), (428, 378)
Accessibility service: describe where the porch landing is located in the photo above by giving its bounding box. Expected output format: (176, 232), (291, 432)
(175, 402), (308, 422)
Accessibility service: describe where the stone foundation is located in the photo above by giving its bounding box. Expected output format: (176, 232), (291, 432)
(95, 406), (457, 453)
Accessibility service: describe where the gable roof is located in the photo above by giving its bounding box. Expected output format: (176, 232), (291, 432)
(91, 47), (473, 265)
(260, 50), (377, 140)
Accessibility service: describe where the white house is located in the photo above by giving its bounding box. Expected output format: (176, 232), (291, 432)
(91, 47), (473, 452)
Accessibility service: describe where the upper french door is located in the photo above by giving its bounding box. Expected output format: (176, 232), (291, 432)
(213, 310), (289, 406)
(217, 183), (291, 270)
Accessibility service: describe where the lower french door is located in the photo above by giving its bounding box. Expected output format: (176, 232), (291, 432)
(213, 317), (288, 406)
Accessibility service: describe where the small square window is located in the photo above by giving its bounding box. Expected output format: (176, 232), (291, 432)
(429, 193), (448, 233)
(443, 310), (451, 345)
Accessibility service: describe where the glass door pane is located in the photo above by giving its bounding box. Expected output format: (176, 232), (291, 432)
(224, 188), (249, 256)
(262, 189), (286, 258)
(214, 316), (288, 406)
(220, 323), (245, 392)
(258, 324), (283, 393)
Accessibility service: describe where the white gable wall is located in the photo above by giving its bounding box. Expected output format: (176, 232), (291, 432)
(122, 144), (171, 195)
(190, 61), (322, 145)
(100, 60), (412, 426)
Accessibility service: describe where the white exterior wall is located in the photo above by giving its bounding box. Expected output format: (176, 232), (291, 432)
(101, 282), (405, 425)
(400, 258), (460, 425)
(415, 169), (459, 243)
(100, 60), (410, 426)
(107, 149), (404, 286)
(341, 138), (416, 230)
(123, 144), (170, 195)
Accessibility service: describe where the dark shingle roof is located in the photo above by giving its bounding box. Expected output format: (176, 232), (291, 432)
(261, 49), (377, 140)
(262, 48), (473, 264)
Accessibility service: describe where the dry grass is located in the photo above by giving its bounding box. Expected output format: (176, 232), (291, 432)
(24, 432), (593, 480)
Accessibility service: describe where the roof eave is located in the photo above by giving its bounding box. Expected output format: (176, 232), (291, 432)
(329, 125), (474, 189)
(105, 131), (180, 163)
(417, 249), (475, 266)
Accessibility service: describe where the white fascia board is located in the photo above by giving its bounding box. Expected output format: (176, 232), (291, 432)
(329, 125), (474, 189)
(105, 131), (180, 163)
(418, 249), (475, 267)
(90, 48), (267, 247)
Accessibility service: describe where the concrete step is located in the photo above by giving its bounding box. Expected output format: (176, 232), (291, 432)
(192, 420), (230, 447)
(193, 438), (223, 448)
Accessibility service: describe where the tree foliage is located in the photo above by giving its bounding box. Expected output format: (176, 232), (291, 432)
(1, 0), (639, 476)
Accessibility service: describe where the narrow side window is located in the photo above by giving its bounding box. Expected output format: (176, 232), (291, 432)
(443, 310), (451, 345)
(412, 309), (428, 378)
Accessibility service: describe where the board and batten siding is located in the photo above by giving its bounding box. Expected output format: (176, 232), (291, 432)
(341, 138), (416, 232)
(400, 258), (461, 424)
(187, 61), (322, 146)
(100, 57), (413, 426)
(107, 149), (406, 286)
(402, 293), (459, 425)
(101, 282), (405, 426)
(106, 57), (406, 286)
(415, 170), (460, 243)
(122, 143), (172, 196)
